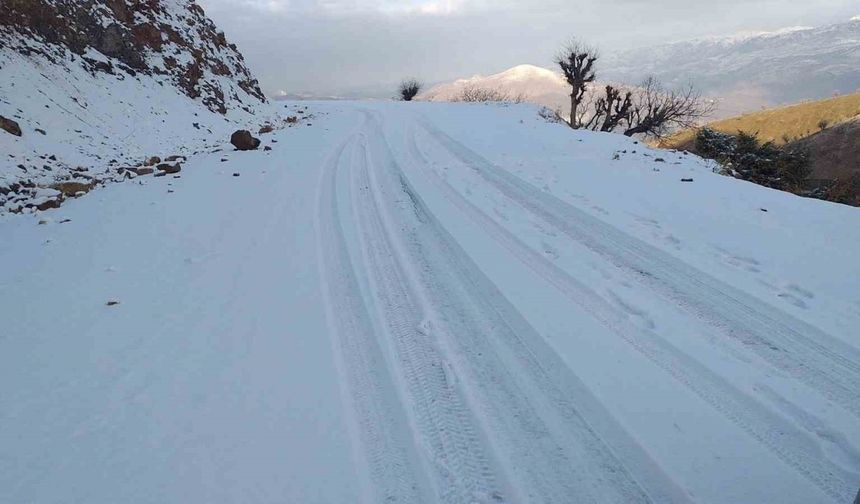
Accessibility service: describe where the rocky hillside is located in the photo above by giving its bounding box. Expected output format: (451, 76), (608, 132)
(0, 0), (274, 214)
(0, 0), (265, 114)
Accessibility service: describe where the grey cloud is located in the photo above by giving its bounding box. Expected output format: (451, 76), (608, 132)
(198, 0), (860, 95)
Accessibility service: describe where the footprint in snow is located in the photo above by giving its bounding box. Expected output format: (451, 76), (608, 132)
(777, 292), (808, 309)
(785, 284), (814, 299)
(541, 241), (559, 260)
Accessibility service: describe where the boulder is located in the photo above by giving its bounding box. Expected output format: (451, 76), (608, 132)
(157, 162), (181, 174)
(35, 198), (62, 211)
(258, 125), (274, 134)
(51, 181), (95, 197)
(230, 130), (260, 151)
(1, 115), (22, 136)
(145, 156), (161, 166)
(129, 167), (154, 176)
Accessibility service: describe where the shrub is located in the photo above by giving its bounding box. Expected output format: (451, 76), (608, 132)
(398, 79), (422, 102)
(453, 85), (524, 103)
(695, 128), (812, 191)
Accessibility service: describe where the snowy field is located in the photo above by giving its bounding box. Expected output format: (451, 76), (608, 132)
(1, 101), (859, 504)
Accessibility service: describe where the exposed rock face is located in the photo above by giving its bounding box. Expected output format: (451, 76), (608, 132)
(0, 115), (22, 136)
(0, 0), (266, 114)
(230, 130), (260, 151)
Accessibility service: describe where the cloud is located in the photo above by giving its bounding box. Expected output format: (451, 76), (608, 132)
(203, 0), (495, 16)
(197, 0), (860, 95)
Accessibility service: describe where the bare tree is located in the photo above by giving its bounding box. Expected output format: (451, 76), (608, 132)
(398, 79), (422, 102)
(621, 77), (713, 138)
(453, 85), (524, 103)
(556, 41), (598, 128)
(582, 85), (633, 132)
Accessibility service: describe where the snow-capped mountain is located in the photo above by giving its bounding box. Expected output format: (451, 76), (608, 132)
(603, 17), (860, 115)
(0, 0), (273, 213)
(420, 64), (571, 111)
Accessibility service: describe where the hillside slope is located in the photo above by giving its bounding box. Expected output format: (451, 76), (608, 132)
(2, 101), (859, 504)
(666, 90), (860, 148)
(662, 91), (860, 185)
(0, 0), (272, 214)
(791, 115), (860, 180)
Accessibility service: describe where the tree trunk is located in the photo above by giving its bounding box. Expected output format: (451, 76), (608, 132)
(569, 92), (577, 128)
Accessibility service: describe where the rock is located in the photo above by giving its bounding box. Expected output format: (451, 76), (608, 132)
(230, 130), (260, 151)
(258, 125), (274, 134)
(35, 198), (62, 211)
(132, 167), (154, 176)
(286, 116), (298, 124)
(1, 115), (22, 136)
(655, 158), (666, 163)
(153, 172), (167, 177)
(164, 154), (185, 162)
(263, 146), (272, 151)
(232, 172), (240, 177)
(51, 181), (95, 197)
(35, 128), (47, 135)
(106, 300), (120, 307)
(681, 178), (694, 182)
(157, 162), (181, 174)
(145, 156), (161, 166)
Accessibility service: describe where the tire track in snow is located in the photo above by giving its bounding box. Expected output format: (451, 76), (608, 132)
(349, 133), (505, 504)
(315, 133), (429, 504)
(407, 124), (858, 503)
(361, 112), (691, 504)
(418, 121), (860, 422)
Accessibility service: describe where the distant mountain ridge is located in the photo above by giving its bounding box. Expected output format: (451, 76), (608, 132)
(603, 17), (860, 116)
(418, 18), (860, 119)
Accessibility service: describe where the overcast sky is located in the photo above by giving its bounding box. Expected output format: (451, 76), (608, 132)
(197, 0), (860, 96)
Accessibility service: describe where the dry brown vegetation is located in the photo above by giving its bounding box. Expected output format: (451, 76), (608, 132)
(663, 91), (860, 149)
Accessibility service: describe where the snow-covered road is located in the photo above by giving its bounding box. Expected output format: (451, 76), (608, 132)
(2, 102), (859, 504)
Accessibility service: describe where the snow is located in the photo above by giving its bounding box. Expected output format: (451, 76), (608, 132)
(2, 101), (859, 504)
(0, 4), (271, 213)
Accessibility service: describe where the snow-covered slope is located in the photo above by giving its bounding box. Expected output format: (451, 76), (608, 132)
(2, 101), (859, 504)
(0, 0), (273, 214)
(604, 18), (860, 115)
